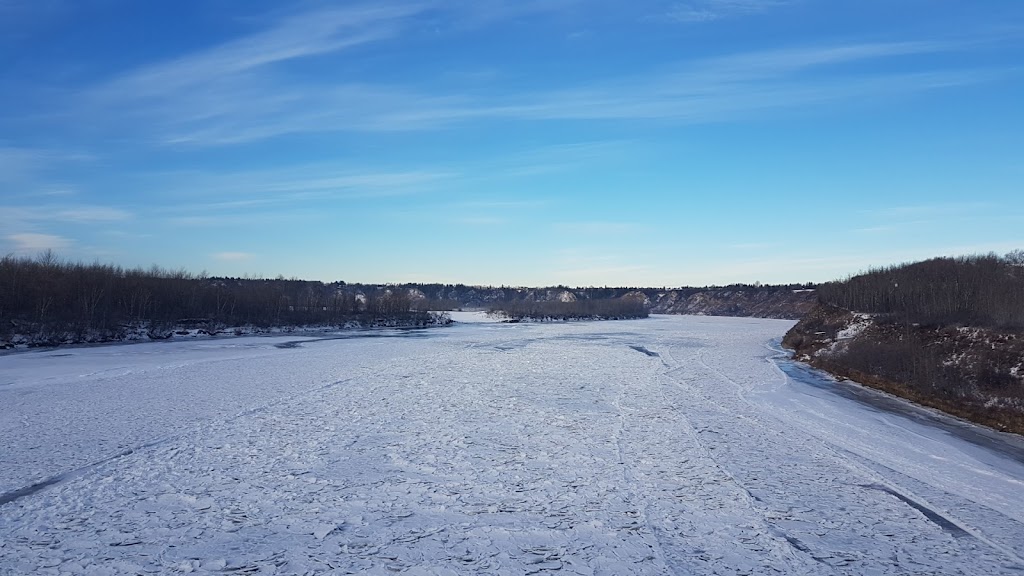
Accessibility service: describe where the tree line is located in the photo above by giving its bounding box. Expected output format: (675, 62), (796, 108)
(377, 282), (815, 307)
(489, 297), (648, 321)
(0, 253), (663, 343)
(0, 253), (438, 343)
(816, 251), (1024, 330)
(1, 251), (822, 345)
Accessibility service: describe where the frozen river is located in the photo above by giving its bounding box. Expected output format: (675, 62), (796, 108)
(2, 314), (1023, 574)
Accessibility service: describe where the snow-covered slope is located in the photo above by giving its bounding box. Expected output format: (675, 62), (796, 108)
(1, 317), (1022, 574)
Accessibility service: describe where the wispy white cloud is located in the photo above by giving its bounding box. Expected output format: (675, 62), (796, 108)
(539, 247), (656, 285)
(435, 0), (583, 28)
(36, 0), (1001, 150)
(54, 207), (132, 222)
(167, 211), (322, 228)
(863, 202), (992, 220)
(554, 221), (643, 235)
(6, 232), (72, 253)
(445, 140), (635, 184)
(83, 4), (432, 145)
(148, 166), (455, 218)
(451, 215), (507, 226)
(497, 140), (634, 171)
(0, 147), (96, 206)
(34, 188), (76, 197)
(0, 0), (69, 32)
(493, 69), (990, 125)
(87, 33), (996, 146)
(690, 40), (958, 77)
(0, 146), (92, 184)
(851, 202), (994, 235)
(730, 241), (780, 250)
(0, 204), (133, 232)
(0, 147), (46, 179)
(454, 199), (549, 209)
(93, 5), (424, 101)
(666, 0), (792, 23)
(554, 264), (654, 283)
(81, 2), (583, 146)
(212, 251), (256, 262)
(854, 225), (899, 235)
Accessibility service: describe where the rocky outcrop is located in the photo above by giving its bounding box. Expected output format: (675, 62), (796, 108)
(784, 304), (1024, 435)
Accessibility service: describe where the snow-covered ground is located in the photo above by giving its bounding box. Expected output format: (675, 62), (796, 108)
(1, 315), (1023, 575)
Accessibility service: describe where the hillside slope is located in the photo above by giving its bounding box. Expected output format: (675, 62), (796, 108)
(784, 254), (1024, 434)
(649, 288), (815, 319)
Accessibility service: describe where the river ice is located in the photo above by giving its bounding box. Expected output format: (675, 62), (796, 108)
(1, 314), (1023, 574)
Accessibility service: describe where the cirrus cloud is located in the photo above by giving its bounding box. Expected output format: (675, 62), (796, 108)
(6, 232), (72, 253)
(666, 0), (793, 23)
(211, 251), (256, 262)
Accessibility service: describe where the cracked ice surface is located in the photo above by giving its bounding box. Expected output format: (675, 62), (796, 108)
(2, 315), (1024, 574)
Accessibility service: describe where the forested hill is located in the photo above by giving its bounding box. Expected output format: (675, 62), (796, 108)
(784, 252), (1024, 434)
(0, 255), (448, 348)
(815, 253), (1024, 329)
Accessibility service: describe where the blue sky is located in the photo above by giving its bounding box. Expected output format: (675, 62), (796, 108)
(1, 1), (1022, 287)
